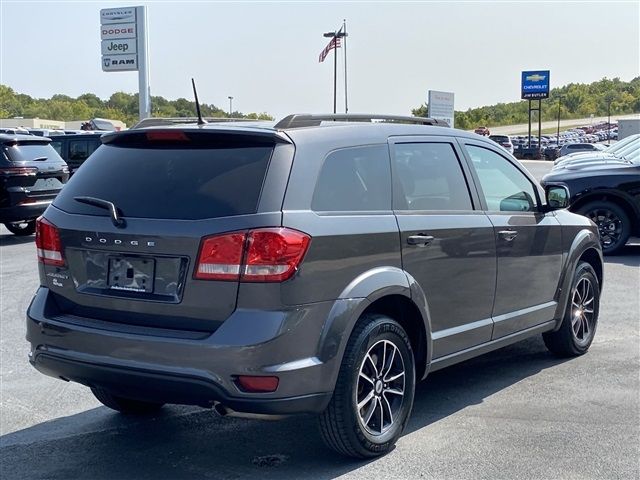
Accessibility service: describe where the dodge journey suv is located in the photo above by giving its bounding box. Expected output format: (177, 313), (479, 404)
(27, 114), (603, 458)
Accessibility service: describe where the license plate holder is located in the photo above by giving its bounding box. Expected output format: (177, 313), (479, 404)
(107, 257), (155, 293)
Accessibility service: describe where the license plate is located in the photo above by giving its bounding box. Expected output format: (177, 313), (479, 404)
(107, 257), (155, 293)
(30, 178), (63, 191)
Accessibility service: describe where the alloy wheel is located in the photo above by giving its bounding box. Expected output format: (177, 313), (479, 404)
(586, 208), (622, 250)
(571, 277), (596, 346)
(356, 340), (405, 436)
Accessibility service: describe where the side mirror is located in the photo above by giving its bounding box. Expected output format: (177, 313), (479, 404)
(545, 185), (570, 210)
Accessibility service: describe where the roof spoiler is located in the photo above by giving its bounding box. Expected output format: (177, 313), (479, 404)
(130, 117), (262, 129)
(274, 114), (450, 129)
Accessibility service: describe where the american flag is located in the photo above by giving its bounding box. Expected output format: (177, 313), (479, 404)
(318, 36), (341, 63)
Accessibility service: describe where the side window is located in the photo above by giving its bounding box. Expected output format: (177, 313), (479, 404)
(466, 145), (538, 212)
(50, 140), (63, 156)
(393, 142), (473, 211)
(311, 145), (391, 212)
(69, 141), (89, 160)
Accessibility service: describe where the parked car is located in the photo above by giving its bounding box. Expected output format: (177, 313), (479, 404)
(0, 127), (31, 135)
(28, 128), (65, 137)
(0, 134), (69, 235)
(553, 134), (640, 169)
(558, 143), (606, 157)
(27, 114), (603, 458)
(488, 134), (514, 154)
(542, 153), (639, 255)
(474, 126), (490, 136)
(48, 133), (103, 173)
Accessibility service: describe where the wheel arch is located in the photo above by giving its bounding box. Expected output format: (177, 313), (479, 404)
(317, 267), (433, 383)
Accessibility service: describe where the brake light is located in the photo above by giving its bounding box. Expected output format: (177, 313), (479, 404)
(145, 131), (189, 142)
(0, 167), (38, 176)
(243, 228), (311, 282)
(195, 232), (246, 280)
(35, 217), (64, 267)
(194, 228), (311, 282)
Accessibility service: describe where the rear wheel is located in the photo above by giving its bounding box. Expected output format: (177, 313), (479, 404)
(577, 201), (630, 255)
(91, 387), (164, 414)
(4, 220), (36, 236)
(543, 261), (600, 357)
(319, 314), (416, 458)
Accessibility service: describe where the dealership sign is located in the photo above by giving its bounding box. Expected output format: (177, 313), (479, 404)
(100, 7), (139, 72)
(101, 23), (137, 40)
(428, 90), (454, 128)
(521, 70), (550, 99)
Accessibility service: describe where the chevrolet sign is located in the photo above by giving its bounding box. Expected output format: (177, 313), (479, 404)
(521, 70), (550, 99)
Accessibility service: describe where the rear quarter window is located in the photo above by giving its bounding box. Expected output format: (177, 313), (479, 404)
(311, 145), (391, 213)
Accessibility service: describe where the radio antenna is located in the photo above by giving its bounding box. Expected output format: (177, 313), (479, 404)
(191, 78), (207, 125)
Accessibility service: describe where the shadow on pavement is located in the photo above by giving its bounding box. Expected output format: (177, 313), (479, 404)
(603, 245), (640, 266)
(0, 232), (35, 246)
(0, 337), (569, 479)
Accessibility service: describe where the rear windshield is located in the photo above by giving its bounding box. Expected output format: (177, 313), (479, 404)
(1, 142), (62, 163)
(489, 136), (509, 142)
(53, 143), (274, 220)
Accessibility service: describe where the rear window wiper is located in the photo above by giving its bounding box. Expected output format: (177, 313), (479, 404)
(32, 156), (48, 161)
(73, 196), (126, 228)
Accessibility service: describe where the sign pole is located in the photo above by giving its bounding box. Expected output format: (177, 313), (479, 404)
(136, 6), (150, 120)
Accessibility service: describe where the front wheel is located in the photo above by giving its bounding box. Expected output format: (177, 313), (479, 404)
(577, 201), (630, 255)
(543, 261), (600, 357)
(318, 314), (416, 458)
(4, 220), (36, 236)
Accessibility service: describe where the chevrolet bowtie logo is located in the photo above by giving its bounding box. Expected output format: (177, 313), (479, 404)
(526, 74), (546, 82)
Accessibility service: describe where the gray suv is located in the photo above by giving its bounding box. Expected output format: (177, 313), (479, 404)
(27, 114), (603, 458)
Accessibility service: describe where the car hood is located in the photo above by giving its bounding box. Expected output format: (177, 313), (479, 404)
(553, 152), (619, 168)
(543, 160), (638, 183)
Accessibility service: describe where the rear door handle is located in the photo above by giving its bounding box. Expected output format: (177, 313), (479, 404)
(498, 230), (518, 242)
(407, 234), (435, 247)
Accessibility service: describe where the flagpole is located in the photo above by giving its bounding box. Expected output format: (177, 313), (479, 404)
(333, 35), (338, 114)
(343, 19), (348, 114)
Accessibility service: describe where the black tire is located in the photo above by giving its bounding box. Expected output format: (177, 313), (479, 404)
(543, 261), (600, 357)
(91, 387), (164, 414)
(318, 314), (416, 458)
(576, 201), (630, 255)
(4, 220), (36, 236)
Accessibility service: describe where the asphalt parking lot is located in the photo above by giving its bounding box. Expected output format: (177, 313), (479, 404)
(1, 160), (638, 479)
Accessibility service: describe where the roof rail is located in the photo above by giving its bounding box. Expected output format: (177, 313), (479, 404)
(273, 113), (449, 129)
(131, 117), (261, 129)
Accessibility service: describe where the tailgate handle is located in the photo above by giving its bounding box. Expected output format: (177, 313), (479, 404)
(407, 234), (434, 247)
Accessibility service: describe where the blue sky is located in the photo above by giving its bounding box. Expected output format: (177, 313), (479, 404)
(1, 1), (638, 118)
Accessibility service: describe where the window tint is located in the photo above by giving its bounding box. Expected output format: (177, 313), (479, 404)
(54, 144), (273, 220)
(69, 141), (89, 160)
(312, 145), (391, 212)
(2, 142), (62, 163)
(393, 142), (472, 211)
(466, 145), (538, 212)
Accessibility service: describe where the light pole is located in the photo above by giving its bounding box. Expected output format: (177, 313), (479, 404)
(607, 99), (612, 145)
(556, 95), (562, 146)
(228, 96), (233, 117)
(323, 28), (347, 114)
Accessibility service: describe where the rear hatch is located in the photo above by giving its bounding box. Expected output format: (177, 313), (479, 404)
(0, 138), (68, 209)
(42, 128), (288, 334)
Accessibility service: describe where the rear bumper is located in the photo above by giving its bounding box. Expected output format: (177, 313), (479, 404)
(0, 200), (51, 223)
(31, 352), (332, 414)
(26, 287), (347, 415)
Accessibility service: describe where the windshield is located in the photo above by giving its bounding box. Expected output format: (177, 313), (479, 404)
(605, 134), (640, 153)
(1, 142), (62, 163)
(53, 143), (274, 220)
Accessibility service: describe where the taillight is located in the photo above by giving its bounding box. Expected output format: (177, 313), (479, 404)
(35, 217), (65, 267)
(145, 131), (189, 142)
(194, 232), (246, 280)
(243, 228), (310, 282)
(194, 228), (311, 282)
(0, 167), (38, 176)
